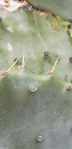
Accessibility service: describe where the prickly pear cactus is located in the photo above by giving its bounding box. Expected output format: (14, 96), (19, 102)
(0, 7), (72, 149)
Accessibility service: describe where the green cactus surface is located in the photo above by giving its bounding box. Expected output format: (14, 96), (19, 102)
(28, 0), (72, 19)
(0, 7), (72, 149)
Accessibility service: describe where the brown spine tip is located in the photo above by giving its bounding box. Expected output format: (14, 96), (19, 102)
(14, 58), (22, 65)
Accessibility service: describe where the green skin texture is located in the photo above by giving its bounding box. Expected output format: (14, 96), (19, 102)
(28, 0), (72, 19)
(0, 10), (72, 149)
